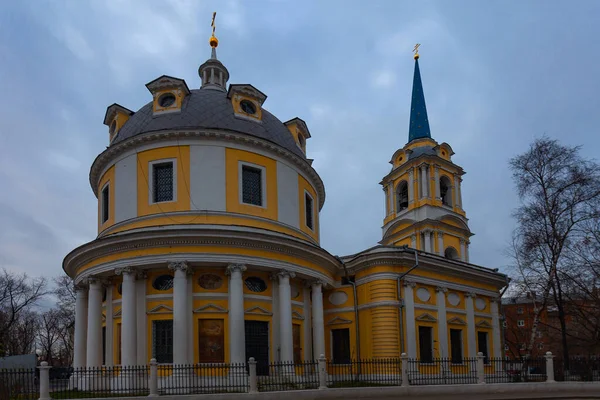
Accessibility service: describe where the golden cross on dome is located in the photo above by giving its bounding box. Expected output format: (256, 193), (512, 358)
(413, 43), (421, 60)
(209, 11), (219, 48)
(211, 12), (217, 35)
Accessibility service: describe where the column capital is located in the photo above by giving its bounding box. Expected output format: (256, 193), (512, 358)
(490, 296), (501, 304)
(403, 279), (416, 288)
(434, 164), (440, 172)
(277, 270), (296, 279)
(86, 276), (102, 286)
(226, 263), (247, 276)
(459, 238), (467, 245)
(423, 228), (432, 234)
(136, 270), (148, 280)
(435, 286), (448, 293)
(408, 169), (414, 178)
(465, 292), (477, 298)
(308, 279), (325, 289)
(74, 283), (88, 293)
(168, 261), (189, 272)
(115, 266), (136, 276)
(436, 230), (444, 239)
(410, 234), (417, 240)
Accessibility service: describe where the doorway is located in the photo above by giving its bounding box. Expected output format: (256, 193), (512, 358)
(245, 320), (269, 375)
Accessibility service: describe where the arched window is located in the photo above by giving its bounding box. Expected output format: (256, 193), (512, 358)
(440, 176), (452, 206)
(396, 181), (409, 212)
(444, 247), (459, 260)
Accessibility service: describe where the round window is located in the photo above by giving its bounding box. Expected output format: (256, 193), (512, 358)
(240, 100), (256, 115)
(198, 274), (223, 290)
(153, 275), (174, 291)
(244, 277), (267, 293)
(158, 93), (176, 108)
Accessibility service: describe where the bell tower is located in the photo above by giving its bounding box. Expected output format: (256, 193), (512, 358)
(380, 46), (473, 262)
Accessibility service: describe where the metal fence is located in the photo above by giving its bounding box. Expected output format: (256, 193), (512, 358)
(0, 368), (38, 400)
(555, 358), (600, 382)
(156, 363), (248, 394)
(407, 357), (479, 385)
(257, 360), (319, 392)
(327, 358), (402, 387)
(485, 357), (547, 383)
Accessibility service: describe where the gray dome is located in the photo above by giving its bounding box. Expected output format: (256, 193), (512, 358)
(111, 89), (305, 158)
(408, 146), (436, 160)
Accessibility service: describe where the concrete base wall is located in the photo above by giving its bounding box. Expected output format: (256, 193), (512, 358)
(82, 382), (600, 400)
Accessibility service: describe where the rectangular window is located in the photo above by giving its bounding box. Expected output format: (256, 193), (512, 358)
(477, 331), (489, 363)
(418, 326), (433, 363)
(517, 307), (524, 314)
(517, 320), (525, 327)
(305, 192), (314, 230)
(332, 328), (351, 364)
(101, 184), (109, 223)
(198, 319), (225, 363)
(450, 329), (463, 364)
(293, 324), (302, 363)
(242, 165), (263, 206)
(152, 319), (173, 363)
(152, 161), (174, 203)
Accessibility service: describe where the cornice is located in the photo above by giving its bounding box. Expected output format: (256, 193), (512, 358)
(89, 128), (326, 210)
(381, 153), (465, 186)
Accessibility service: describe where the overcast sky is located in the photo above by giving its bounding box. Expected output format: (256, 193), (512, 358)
(1, 0), (599, 280)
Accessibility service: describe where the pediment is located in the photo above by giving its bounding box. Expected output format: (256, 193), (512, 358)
(147, 305), (173, 315)
(193, 303), (228, 314)
(447, 317), (467, 326)
(327, 316), (352, 325)
(476, 320), (492, 329)
(227, 84), (267, 105)
(104, 103), (133, 125)
(416, 313), (437, 322)
(245, 306), (272, 316)
(292, 311), (304, 321)
(145, 75), (190, 95)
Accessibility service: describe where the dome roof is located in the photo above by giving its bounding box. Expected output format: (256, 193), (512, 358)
(111, 88), (305, 159)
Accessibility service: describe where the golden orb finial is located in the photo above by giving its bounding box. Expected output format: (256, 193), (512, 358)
(209, 11), (218, 48)
(413, 43), (420, 60)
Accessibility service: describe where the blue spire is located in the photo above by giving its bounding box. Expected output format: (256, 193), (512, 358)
(408, 58), (431, 142)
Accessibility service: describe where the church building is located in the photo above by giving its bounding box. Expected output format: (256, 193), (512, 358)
(63, 20), (509, 376)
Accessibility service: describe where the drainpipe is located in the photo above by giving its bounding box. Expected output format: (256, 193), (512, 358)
(338, 257), (360, 369)
(498, 281), (510, 358)
(397, 245), (420, 355)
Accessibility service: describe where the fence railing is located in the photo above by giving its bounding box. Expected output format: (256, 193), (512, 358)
(12, 352), (600, 399)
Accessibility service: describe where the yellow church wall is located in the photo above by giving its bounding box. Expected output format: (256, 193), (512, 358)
(136, 146), (191, 217)
(298, 174), (319, 242)
(97, 166), (115, 232)
(74, 245), (335, 280)
(225, 148), (278, 221)
(444, 234), (462, 257)
(291, 278), (304, 301)
(413, 284), (436, 306)
(446, 292), (466, 310)
(323, 286), (354, 310)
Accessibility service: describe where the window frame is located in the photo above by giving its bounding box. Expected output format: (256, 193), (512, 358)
(477, 331), (490, 364)
(418, 325), (434, 364)
(517, 307), (524, 314)
(238, 161), (267, 208)
(198, 318), (225, 364)
(450, 328), (464, 365)
(101, 182), (110, 224)
(330, 328), (351, 365)
(517, 319), (525, 327)
(149, 158), (177, 205)
(304, 190), (314, 231)
(152, 319), (174, 364)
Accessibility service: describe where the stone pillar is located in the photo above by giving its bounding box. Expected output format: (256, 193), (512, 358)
(303, 285), (313, 361)
(278, 270), (296, 365)
(403, 280), (417, 358)
(490, 298), (502, 359)
(311, 280), (325, 361)
(434, 165), (440, 200)
(424, 230), (432, 253)
(460, 239), (467, 262)
(410, 234), (417, 249)
(169, 261), (189, 366)
(420, 165), (428, 198)
(73, 285), (88, 369)
(226, 264), (247, 365)
(454, 175), (462, 209)
(118, 267), (137, 366)
(437, 231), (444, 256)
(86, 278), (103, 367)
(187, 273), (194, 364)
(136, 272), (147, 365)
(465, 241), (470, 263)
(436, 287), (449, 358)
(105, 281), (114, 366)
(466, 292), (477, 358)
(408, 169), (414, 204)
(385, 186), (391, 216)
(271, 276), (281, 362)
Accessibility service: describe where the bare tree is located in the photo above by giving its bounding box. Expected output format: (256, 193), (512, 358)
(509, 137), (600, 362)
(0, 269), (48, 356)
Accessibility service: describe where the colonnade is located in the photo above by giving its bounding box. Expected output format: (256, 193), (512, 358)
(72, 262), (326, 369)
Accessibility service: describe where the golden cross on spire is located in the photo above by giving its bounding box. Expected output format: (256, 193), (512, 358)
(211, 12), (217, 35)
(413, 43), (420, 60)
(209, 11), (219, 48)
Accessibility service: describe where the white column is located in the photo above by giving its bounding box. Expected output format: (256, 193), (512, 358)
(454, 175), (462, 209)
(187, 274), (193, 364)
(466, 292), (477, 357)
(278, 270), (295, 364)
(420, 165), (427, 198)
(491, 298), (502, 358)
(408, 169), (414, 204)
(169, 261), (189, 366)
(460, 239), (467, 262)
(424, 230), (432, 253)
(119, 267), (137, 366)
(303, 285), (312, 361)
(226, 264), (247, 365)
(311, 280), (325, 360)
(73, 285), (88, 368)
(136, 272), (147, 365)
(410, 234), (417, 249)
(105, 282), (114, 366)
(436, 287), (448, 358)
(385, 186), (391, 216)
(86, 278), (103, 367)
(403, 281), (417, 358)
(437, 231), (444, 256)
(434, 166), (440, 200)
(465, 242), (470, 263)
(271, 276), (281, 361)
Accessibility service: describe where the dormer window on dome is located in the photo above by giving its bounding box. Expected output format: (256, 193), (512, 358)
(227, 84), (267, 122)
(284, 117), (311, 155)
(103, 103), (133, 144)
(145, 75), (190, 116)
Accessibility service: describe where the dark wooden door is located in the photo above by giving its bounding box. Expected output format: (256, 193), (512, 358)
(245, 320), (269, 375)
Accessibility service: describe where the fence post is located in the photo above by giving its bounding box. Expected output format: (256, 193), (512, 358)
(476, 352), (485, 384)
(148, 358), (158, 397)
(248, 357), (258, 393)
(38, 361), (51, 400)
(401, 353), (409, 387)
(545, 352), (555, 382)
(318, 354), (327, 389)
